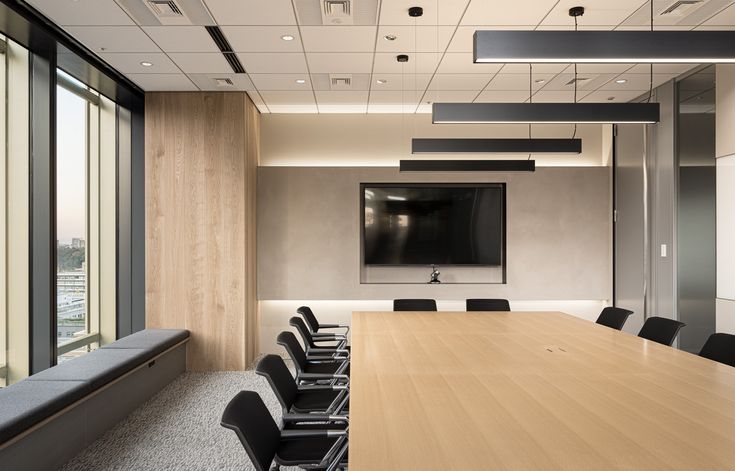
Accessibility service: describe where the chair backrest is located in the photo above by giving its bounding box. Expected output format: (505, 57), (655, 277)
(277, 331), (308, 372)
(466, 299), (510, 312)
(297, 306), (320, 332)
(638, 317), (686, 346)
(393, 299), (437, 311)
(595, 306), (634, 331)
(699, 333), (735, 367)
(256, 354), (297, 411)
(290, 316), (317, 348)
(221, 391), (280, 471)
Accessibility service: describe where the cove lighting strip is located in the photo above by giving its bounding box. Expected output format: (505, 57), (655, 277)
(432, 103), (660, 124)
(473, 30), (735, 63)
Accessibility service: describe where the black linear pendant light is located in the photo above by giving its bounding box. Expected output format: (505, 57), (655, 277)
(411, 138), (582, 154)
(432, 102), (660, 124)
(400, 160), (536, 172)
(474, 30), (735, 64)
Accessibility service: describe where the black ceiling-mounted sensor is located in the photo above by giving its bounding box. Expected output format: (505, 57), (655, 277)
(569, 6), (585, 17)
(397, 54), (409, 62)
(408, 6), (423, 17)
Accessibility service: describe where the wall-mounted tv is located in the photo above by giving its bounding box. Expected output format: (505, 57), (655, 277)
(362, 183), (505, 266)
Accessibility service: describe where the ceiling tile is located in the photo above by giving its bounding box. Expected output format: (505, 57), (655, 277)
(484, 73), (557, 91)
(237, 53), (309, 73)
(260, 91), (318, 113)
(475, 90), (531, 102)
(435, 53), (503, 74)
(142, 26), (218, 53)
(306, 53), (374, 73)
(595, 73), (679, 90)
(204, 0), (297, 25)
(529, 90), (577, 102)
(99, 52), (180, 74)
(626, 64), (699, 74)
(315, 91), (369, 113)
(540, 1), (647, 27)
(620, 0), (734, 27)
(187, 73), (255, 91)
(311, 73), (371, 91)
(416, 90), (478, 112)
(376, 26), (455, 53)
(63, 26), (160, 53)
(250, 74), (313, 90)
(222, 26), (303, 52)
(447, 26), (534, 53)
(461, 0), (559, 26)
(561, 64), (637, 74)
(373, 52), (442, 73)
(581, 90), (649, 103)
(499, 63), (570, 73)
(379, 0), (469, 26)
(26, 0), (134, 26)
(301, 26), (377, 52)
(428, 74), (492, 91)
(542, 72), (618, 91)
(368, 90), (421, 113)
(127, 73), (197, 91)
(368, 73), (432, 91)
(699, 3), (735, 26)
(168, 53), (233, 74)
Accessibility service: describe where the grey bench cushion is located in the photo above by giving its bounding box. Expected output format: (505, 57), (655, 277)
(101, 329), (189, 359)
(0, 380), (89, 444)
(27, 349), (148, 390)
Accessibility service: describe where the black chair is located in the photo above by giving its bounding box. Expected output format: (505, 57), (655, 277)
(466, 299), (510, 312)
(277, 331), (349, 384)
(595, 306), (634, 331)
(256, 354), (349, 415)
(290, 316), (350, 357)
(393, 299), (437, 311)
(699, 333), (735, 367)
(638, 317), (686, 346)
(297, 306), (350, 336)
(221, 391), (348, 471)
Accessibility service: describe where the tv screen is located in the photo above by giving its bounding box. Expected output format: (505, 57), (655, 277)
(362, 184), (504, 266)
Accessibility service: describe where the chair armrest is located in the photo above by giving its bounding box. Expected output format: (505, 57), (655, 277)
(283, 413), (348, 423)
(299, 373), (349, 382)
(298, 383), (349, 391)
(312, 332), (347, 340)
(281, 429), (347, 439)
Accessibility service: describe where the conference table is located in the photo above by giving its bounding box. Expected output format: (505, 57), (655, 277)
(348, 311), (735, 470)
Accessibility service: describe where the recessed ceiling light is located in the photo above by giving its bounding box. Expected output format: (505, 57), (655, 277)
(295, 79), (306, 84)
(616, 79), (627, 84)
(376, 79), (387, 84)
(140, 61), (153, 67)
(534, 79), (545, 84)
(384, 34), (397, 41)
(281, 35), (295, 41)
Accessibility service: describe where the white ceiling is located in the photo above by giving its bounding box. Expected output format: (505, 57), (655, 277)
(26, 0), (735, 113)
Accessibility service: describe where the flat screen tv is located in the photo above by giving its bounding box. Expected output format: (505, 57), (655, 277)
(362, 184), (505, 266)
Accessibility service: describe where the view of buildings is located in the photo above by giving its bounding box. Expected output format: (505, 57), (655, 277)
(57, 239), (86, 352)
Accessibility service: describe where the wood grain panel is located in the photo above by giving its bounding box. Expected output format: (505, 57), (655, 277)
(350, 311), (735, 470)
(145, 92), (259, 371)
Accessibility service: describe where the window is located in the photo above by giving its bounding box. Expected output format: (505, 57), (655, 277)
(56, 70), (101, 363)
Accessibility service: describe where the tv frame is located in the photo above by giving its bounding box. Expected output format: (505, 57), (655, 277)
(360, 182), (507, 268)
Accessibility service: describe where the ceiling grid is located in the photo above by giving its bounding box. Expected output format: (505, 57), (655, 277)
(24, 0), (735, 113)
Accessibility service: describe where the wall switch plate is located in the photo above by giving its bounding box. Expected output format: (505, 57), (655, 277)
(661, 244), (668, 258)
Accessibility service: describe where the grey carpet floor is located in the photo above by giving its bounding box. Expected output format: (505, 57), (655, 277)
(59, 369), (300, 471)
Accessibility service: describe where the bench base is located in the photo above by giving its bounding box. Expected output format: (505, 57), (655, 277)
(0, 341), (186, 470)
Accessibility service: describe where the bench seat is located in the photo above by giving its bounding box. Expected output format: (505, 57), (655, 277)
(0, 328), (189, 452)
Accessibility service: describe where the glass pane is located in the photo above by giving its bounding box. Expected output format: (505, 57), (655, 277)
(56, 85), (88, 362)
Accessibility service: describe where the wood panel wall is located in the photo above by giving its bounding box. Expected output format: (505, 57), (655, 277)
(145, 92), (259, 371)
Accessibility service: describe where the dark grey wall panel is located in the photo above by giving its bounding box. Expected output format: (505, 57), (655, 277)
(130, 100), (145, 334)
(29, 52), (55, 372)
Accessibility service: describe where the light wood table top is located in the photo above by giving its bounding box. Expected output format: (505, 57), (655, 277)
(348, 311), (735, 470)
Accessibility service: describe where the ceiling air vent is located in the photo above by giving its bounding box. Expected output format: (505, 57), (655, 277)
(214, 78), (235, 88)
(660, 0), (704, 16)
(205, 26), (246, 74)
(322, 0), (354, 25)
(329, 74), (352, 90)
(565, 77), (591, 86)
